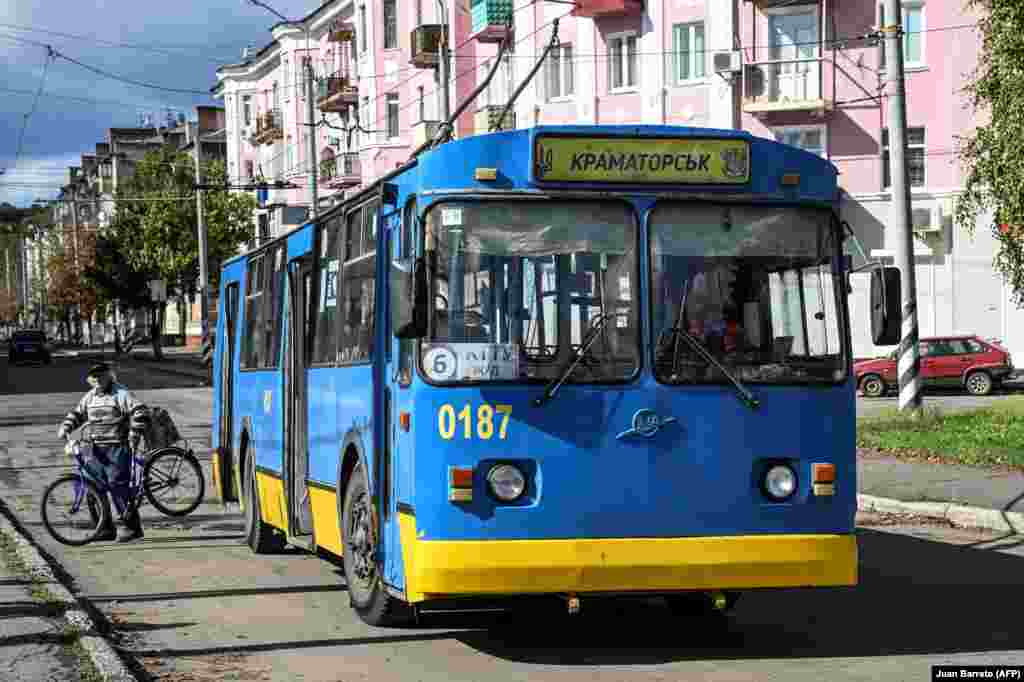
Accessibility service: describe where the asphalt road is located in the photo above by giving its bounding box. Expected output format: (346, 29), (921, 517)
(1, 354), (1022, 681)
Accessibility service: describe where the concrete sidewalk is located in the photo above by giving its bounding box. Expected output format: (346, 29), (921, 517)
(858, 452), (1024, 533)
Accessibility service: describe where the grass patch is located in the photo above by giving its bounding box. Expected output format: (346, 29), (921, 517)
(857, 398), (1024, 469)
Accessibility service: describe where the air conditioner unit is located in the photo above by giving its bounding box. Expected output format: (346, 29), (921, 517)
(912, 205), (943, 234)
(713, 50), (742, 74)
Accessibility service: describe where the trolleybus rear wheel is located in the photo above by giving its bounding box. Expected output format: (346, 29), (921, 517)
(244, 456), (287, 553)
(341, 463), (408, 626)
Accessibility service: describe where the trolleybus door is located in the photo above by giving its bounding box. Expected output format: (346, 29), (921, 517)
(285, 257), (315, 536)
(216, 282), (240, 503)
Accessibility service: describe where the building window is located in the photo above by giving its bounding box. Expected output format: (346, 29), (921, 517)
(284, 57), (291, 100)
(882, 126), (925, 188)
(243, 95), (252, 125)
(879, 3), (925, 68)
(416, 0), (423, 26)
(273, 82), (280, 112)
(418, 85), (425, 122)
(773, 126), (826, 158)
(547, 44), (574, 100)
(245, 159), (255, 180)
(360, 6), (368, 52)
(361, 96), (370, 144)
(286, 140), (294, 174)
(384, 0), (398, 49)
(608, 33), (638, 91)
(672, 22), (705, 84)
(386, 93), (400, 139)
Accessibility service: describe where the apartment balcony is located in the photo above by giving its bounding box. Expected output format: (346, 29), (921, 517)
(470, 0), (512, 43)
(474, 105), (514, 134)
(571, 0), (642, 18)
(317, 76), (358, 114)
(250, 109), (284, 145)
(410, 24), (444, 68)
(328, 21), (355, 43)
(320, 152), (361, 188)
(743, 58), (832, 116)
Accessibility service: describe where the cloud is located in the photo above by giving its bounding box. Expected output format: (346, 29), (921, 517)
(0, 152), (81, 207)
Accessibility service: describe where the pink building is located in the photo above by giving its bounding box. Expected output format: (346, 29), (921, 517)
(212, 0), (1024, 359)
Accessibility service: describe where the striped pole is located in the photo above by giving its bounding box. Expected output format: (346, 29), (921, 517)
(897, 301), (922, 411)
(201, 321), (213, 367)
(884, 0), (922, 413)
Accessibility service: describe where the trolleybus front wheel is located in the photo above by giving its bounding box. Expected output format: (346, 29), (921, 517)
(341, 463), (409, 627)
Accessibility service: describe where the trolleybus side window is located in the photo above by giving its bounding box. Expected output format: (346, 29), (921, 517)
(311, 220), (341, 365)
(650, 203), (846, 385)
(338, 200), (378, 365)
(241, 253), (265, 369)
(264, 244), (286, 368)
(421, 200), (639, 384)
(395, 197), (417, 386)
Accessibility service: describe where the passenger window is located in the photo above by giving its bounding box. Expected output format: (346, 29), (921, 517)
(396, 198), (417, 385)
(311, 221), (341, 364)
(339, 201), (378, 365)
(965, 339), (986, 354)
(241, 254), (265, 369)
(946, 339), (969, 355)
(262, 245), (286, 368)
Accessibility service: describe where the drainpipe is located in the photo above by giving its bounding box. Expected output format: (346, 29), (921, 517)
(437, 0), (450, 121)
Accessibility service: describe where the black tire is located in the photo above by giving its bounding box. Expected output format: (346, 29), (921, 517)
(859, 374), (886, 398)
(243, 456), (287, 553)
(965, 370), (994, 396)
(143, 447), (205, 517)
(40, 475), (111, 547)
(341, 463), (409, 627)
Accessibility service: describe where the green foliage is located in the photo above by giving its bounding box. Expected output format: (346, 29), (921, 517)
(96, 146), (255, 302)
(857, 398), (1024, 468)
(956, 0), (1024, 306)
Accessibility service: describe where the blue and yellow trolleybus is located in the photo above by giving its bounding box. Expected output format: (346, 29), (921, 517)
(211, 125), (900, 626)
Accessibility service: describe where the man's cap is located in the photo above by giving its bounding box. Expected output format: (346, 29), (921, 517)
(86, 363), (111, 378)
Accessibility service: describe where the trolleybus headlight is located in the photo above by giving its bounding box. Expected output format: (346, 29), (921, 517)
(486, 464), (526, 502)
(763, 464), (797, 501)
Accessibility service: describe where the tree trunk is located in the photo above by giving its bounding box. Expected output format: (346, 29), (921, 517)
(178, 296), (186, 345)
(113, 304), (122, 355)
(150, 304), (164, 360)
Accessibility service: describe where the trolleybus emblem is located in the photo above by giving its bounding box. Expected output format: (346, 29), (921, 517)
(616, 408), (677, 440)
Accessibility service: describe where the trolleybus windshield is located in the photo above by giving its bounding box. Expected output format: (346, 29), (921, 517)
(421, 200), (639, 385)
(650, 203), (847, 386)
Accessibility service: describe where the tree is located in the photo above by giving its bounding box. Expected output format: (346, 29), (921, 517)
(97, 146), (255, 358)
(956, 0), (1024, 305)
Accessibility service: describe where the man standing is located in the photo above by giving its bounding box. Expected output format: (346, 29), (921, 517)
(58, 363), (151, 542)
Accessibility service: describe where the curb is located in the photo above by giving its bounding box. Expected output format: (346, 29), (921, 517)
(0, 501), (138, 682)
(858, 494), (1024, 534)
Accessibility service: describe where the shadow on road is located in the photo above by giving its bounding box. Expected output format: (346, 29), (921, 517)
(0, 355), (202, 396)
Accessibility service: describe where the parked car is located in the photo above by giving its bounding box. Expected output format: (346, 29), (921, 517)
(7, 329), (52, 365)
(854, 335), (1014, 397)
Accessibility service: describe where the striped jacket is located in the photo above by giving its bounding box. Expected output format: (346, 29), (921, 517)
(60, 384), (151, 445)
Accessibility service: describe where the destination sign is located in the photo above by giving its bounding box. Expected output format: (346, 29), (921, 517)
(533, 135), (750, 185)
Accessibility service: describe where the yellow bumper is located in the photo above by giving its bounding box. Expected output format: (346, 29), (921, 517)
(399, 515), (856, 603)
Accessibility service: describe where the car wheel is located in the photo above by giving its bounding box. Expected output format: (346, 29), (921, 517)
(965, 370), (993, 396)
(860, 374), (886, 398)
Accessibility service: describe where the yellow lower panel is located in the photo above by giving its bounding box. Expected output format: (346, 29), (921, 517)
(309, 486), (343, 557)
(398, 516), (856, 603)
(254, 471), (287, 531)
(211, 450), (222, 502)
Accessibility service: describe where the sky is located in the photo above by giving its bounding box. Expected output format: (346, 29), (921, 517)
(0, 0), (323, 208)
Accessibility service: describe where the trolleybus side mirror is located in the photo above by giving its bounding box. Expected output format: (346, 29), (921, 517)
(393, 256), (428, 339)
(870, 266), (901, 346)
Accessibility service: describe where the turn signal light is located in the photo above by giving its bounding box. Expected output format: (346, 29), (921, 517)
(781, 173), (801, 186)
(399, 411), (411, 432)
(812, 463), (836, 496)
(449, 466), (474, 502)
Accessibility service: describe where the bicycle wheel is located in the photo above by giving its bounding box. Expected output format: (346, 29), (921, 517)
(40, 475), (111, 546)
(143, 447), (205, 517)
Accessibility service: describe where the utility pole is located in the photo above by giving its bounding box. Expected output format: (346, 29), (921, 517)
(69, 187), (82, 345)
(193, 117), (213, 371)
(306, 55), (319, 220)
(437, 0), (450, 121)
(883, 0), (921, 414)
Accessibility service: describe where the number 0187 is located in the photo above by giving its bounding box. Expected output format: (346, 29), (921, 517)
(438, 403), (512, 440)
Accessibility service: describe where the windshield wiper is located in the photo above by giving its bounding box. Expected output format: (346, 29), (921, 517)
(662, 327), (760, 410)
(533, 311), (624, 408)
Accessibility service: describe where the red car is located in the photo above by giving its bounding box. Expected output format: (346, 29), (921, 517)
(854, 336), (1014, 397)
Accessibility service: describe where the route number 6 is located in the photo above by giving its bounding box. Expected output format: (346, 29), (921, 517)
(438, 403), (512, 440)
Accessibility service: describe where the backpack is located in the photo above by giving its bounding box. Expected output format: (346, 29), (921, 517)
(145, 407), (181, 451)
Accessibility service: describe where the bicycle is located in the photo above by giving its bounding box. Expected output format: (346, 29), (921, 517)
(40, 436), (206, 546)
